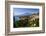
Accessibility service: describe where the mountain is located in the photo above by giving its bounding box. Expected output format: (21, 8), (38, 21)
(14, 12), (39, 21)
(15, 12), (32, 16)
(15, 12), (39, 17)
(14, 12), (31, 21)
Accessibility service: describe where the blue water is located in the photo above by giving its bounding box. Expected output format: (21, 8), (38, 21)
(15, 16), (20, 21)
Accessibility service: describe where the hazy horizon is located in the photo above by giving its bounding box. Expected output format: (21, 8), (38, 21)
(13, 8), (39, 16)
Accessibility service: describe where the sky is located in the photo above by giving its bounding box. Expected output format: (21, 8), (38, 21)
(13, 8), (39, 16)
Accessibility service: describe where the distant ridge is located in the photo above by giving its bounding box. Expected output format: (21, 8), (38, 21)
(15, 12), (39, 17)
